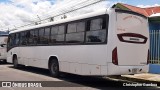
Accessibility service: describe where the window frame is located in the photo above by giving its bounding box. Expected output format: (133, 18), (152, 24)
(50, 23), (66, 45)
(15, 33), (20, 46)
(20, 31), (27, 46)
(44, 26), (51, 44)
(85, 14), (108, 44)
(66, 20), (86, 44)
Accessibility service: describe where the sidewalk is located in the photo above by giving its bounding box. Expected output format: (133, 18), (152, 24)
(121, 73), (160, 82)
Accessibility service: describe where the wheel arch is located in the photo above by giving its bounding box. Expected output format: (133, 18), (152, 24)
(12, 54), (17, 63)
(48, 56), (59, 69)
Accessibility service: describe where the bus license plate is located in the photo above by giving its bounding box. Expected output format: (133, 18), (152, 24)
(132, 68), (138, 73)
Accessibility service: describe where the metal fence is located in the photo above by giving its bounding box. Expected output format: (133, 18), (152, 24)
(149, 30), (160, 64)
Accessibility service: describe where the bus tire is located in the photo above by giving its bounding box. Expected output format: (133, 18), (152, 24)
(13, 56), (19, 68)
(2, 60), (7, 64)
(49, 59), (59, 77)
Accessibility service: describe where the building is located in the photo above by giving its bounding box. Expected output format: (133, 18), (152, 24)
(113, 3), (160, 73)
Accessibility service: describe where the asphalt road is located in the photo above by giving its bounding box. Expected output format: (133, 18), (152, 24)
(0, 62), (159, 90)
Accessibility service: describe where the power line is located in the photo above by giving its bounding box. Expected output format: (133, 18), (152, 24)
(25, 0), (91, 22)
(31, 0), (99, 22)
(9, 0), (106, 31)
(44, 0), (105, 21)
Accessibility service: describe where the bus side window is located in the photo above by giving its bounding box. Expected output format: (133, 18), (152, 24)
(58, 25), (65, 34)
(20, 32), (27, 45)
(90, 18), (102, 30)
(26, 31), (31, 45)
(7, 35), (10, 48)
(34, 30), (38, 45)
(8, 34), (13, 48)
(28, 30), (34, 45)
(12, 33), (18, 46)
(38, 28), (45, 44)
(67, 23), (76, 33)
(57, 25), (65, 44)
(77, 22), (85, 32)
(50, 25), (65, 44)
(44, 27), (50, 44)
(66, 22), (85, 44)
(15, 33), (20, 45)
(86, 16), (107, 43)
(51, 26), (58, 44)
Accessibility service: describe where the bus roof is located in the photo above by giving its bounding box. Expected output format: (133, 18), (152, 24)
(10, 8), (109, 34)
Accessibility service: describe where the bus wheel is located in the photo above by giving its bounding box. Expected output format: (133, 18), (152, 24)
(49, 59), (59, 77)
(13, 56), (18, 68)
(2, 60), (7, 64)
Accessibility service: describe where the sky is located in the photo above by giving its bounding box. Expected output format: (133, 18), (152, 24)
(110, 0), (160, 7)
(0, 0), (159, 31)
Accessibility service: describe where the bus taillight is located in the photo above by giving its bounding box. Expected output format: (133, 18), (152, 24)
(147, 49), (150, 64)
(112, 47), (118, 65)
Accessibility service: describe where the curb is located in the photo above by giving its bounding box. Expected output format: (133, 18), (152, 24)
(108, 75), (160, 86)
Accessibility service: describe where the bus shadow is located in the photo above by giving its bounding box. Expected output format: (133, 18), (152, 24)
(8, 65), (159, 89)
(9, 65), (50, 76)
(0, 61), (10, 65)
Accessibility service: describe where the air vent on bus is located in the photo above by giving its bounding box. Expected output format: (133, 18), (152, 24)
(112, 47), (118, 65)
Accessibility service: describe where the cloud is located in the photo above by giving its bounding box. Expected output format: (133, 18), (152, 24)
(0, 0), (112, 31)
(137, 4), (160, 8)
